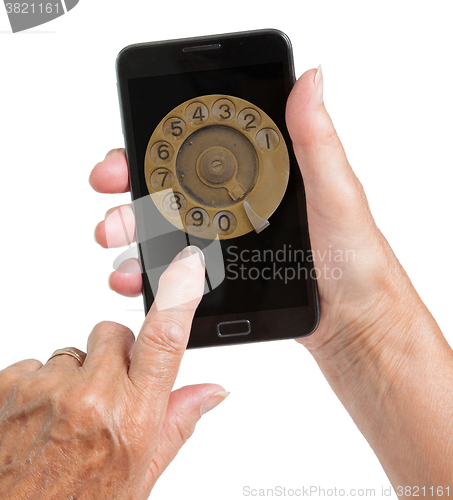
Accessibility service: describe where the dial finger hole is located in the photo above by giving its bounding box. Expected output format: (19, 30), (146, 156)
(237, 108), (261, 132)
(255, 128), (280, 152)
(212, 98), (236, 122)
(150, 141), (174, 165)
(163, 117), (187, 141)
(162, 192), (187, 217)
(185, 208), (210, 233)
(185, 102), (209, 126)
(150, 168), (174, 191)
(213, 211), (237, 236)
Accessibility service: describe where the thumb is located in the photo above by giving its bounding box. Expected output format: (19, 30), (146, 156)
(148, 384), (230, 481)
(286, 67), (374, 236)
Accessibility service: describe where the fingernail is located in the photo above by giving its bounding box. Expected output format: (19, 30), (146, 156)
(178, 245), (205, 270)
(314, 64), (324, 104)
(200, 391), (230, 417)
(105, 149), (117, 159)
(105, 207), (116, 218)
(117, 258), (141, 274)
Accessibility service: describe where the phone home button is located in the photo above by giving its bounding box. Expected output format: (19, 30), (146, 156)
(217, 320), (251, 338)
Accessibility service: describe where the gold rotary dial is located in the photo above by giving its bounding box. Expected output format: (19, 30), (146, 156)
(144, 94), (290, 240)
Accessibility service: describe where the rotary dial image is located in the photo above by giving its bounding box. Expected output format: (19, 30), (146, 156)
(144, 94), (290, 240)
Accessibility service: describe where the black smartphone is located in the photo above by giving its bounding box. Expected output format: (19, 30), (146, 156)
(116, 29), (319, 348)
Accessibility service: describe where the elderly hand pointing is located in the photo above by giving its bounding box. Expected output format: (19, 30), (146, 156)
(0, 247), (229, 499)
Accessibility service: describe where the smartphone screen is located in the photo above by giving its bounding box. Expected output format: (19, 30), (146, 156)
(117, 30), (319, 347)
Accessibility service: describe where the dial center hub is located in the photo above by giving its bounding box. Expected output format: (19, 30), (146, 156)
(198, 147), (236, 185)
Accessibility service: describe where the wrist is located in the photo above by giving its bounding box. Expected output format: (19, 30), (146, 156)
(305, 235), (425, 382)
(311, 274), (424, 387)
(304, 248), (453, 487)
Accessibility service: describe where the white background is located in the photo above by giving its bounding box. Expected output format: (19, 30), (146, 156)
(1, 1), (452, 499)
